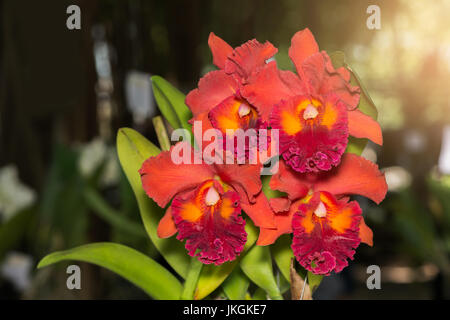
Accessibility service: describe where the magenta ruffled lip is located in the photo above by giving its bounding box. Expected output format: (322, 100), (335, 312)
(271, 94), (349, 173)
(291, 193), (362, 275)
(172, 189), (247, 266)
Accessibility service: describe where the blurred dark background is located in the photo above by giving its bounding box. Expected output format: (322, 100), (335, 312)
(1, 0), (450, 299)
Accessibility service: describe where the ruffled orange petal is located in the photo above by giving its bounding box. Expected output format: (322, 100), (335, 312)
(224, 39), (277, 82)
(269, 197), (291, 213)
(240, 191), (276, 229)
(337, 66), (351, 82)
(303, 52), (361, 110)
(269, 160), (309, 200)
(348, 109), (383, 145)
(215, 163), (262, 204)
(242, 62), (299, 122)
(269, 154), (387, 204)
(139, 142), (215, 208)
(256, 198), (302, 245)
(310, 153), (388, 204)
(288, 28), (319, 79)
(186, 70), (238, 116)
(208, 32), (233, 69)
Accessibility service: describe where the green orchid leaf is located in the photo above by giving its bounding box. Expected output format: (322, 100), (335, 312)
(261, 174), (286, 199)
(307, 271), (323, 292)
(195, 218), (258, 300)
(117, 127), (190, 278)
(329, 51), (378, 156)
(329, 51), (377, 120)
(240, 245), (283, 300)
(195, 260), (239, 300)
(278, 270), (291, 294)
(151, 75), (192, 132)
(345, 136), (368, 156)
(37, 242), (182, 300)
(222, 267), (250, 300)
(271, 234), (294, 283)
(252, 287), (267, 300)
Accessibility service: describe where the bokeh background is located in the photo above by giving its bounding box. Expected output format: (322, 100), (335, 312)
(1, 0), (450, 299)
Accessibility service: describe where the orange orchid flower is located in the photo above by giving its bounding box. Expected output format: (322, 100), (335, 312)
(139, 142), (276, 265)
(242, 29), (383, 172)
(258, 153), (387, 275)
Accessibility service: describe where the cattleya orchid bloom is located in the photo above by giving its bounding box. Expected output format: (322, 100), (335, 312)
(186, 33), (278, 161)
(258, 153), (388, 275)
(139, 142), (275, 265)
(241, 28), (383, 173)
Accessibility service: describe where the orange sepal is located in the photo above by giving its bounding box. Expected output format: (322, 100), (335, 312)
(157, 207), (177, 238)
(348, 109), (383, 145)
(288, 28), (319, 77)
(208, 32), (233, 69)
(359, 217), (373, 246)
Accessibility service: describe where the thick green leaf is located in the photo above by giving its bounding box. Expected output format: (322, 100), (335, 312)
(278, 270), (290, 294)
(117, 127), (190, 278)
(271, 234), (294, 283)
(261, 174), (286, 199)
(195, 218), (258, 300)
(345, 137), (367, 156)
(252, 287), (267, 300)
(240, 245), (283, 300)
(222, 267), (250, 300)
(37, 242), (182, 300)
(307, 271), (323, 292)
(151, 75), (192, 131)
(329, 51), (378, 156)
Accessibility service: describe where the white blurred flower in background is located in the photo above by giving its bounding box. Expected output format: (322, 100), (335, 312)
(0, 165), (36, 222)
(382, 166), (413, 192)
(0, 252), (33, 293)
(438, 125), (450, 175)
(78, 137), (119, 187)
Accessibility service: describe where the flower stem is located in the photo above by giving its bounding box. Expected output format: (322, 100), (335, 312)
(181, 257), (203, 300)
(152, 116), (171, 151)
